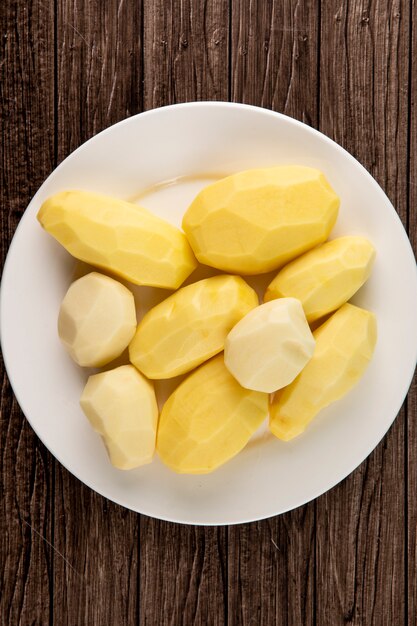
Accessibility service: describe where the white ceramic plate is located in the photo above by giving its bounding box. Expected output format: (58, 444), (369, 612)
(2, 103), (417, 525)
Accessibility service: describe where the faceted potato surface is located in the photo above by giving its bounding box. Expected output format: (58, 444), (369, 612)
(129, 275), (258, 379)
(38, 190), (197, 288)
(269, 303), (377, 441)
(80, 365), (158, 469)
(157, 355), (268, 474)
(58, 272), (137, 367)
(182, 166), (340, 274)
(265, 236), (376, 322)
(224, 298), (315, 393)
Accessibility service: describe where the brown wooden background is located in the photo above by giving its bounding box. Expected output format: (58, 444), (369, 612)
(1, 0), (416, 624)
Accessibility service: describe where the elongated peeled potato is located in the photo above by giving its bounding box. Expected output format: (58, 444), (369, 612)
(270, 303), (377, 441)
(265, 236), (376, 322)
(129, 275), (258, 379)
(182, 166), (339, 274)
(157, 355), (268, 474)
(80, 365), (158, 469)
(38, 190), (197, 288)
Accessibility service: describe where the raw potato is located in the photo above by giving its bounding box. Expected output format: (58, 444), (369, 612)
(269, 303), (377, 441)
(38, 190), (197, 289)
(129, 275), (258, 379)
(265, 236), (376, 322)
(80, 365), (158, 469)
(58, 272), (137, 367)
(224, 298), (315, 393)
(157, 355), (268, 474)
(182, 166), (339, 274)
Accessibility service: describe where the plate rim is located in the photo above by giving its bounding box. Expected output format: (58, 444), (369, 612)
(1, 101), (417, 525)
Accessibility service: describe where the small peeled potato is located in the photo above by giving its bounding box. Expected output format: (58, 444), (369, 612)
(270, 303), (377, 441)
(58, 272), (137, 367)
(38, 190), (197, 289)
(182, 166), (339, 274)
(129, 275), (258, 379)
(224, 298), (315, 393)
(265, 236), (376, 322)
(157, 355), (268, 474)
(80, 365), (158, 469)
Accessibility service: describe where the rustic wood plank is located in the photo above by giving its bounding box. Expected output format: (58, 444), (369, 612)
(231, 0), (319, 125)
(317, 2), (410, 624)
(143, 0), (229, 107)
(139, 2), (229, 625)
(0, 377), (53, 626)
(140, 521), (227, 626)
(0, 0), (55, 261)
(228, 512), (315, 626)
(52, 1), (143, 624)
(407, 2), (416, 623)
(228, 2), (319, 624)
(57, 0), (143, 161)
(53, 478), (139, 625)
(0, 1), (55, 624)
(408, 371), (417, 624)
(2, 1), (415, 624)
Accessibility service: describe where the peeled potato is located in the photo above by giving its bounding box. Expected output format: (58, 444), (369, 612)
(38, 190), (197, 289)
(270, 303), (377, 441)
(80, 365), (158, 469)
(157, 355), (268, 474)
(224, 298), (315, 393)
(58, 272), (137, 367)
(182, 166), (339, 274)
(129, 275), (258, 379)
(265, 236), (376, 322)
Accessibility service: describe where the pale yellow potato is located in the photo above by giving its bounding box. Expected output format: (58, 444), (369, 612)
(265, 236), (376, 322)
(80, 365), (158, 469)
(224, 298), (315, 393)
(270, 303), (377, 441)
(58, 272), (137, 367)
(157, 355), (268, 474)
(38, 190), (197, 288)
(129, 275), (258, 379)
(182, 166), (339, 274)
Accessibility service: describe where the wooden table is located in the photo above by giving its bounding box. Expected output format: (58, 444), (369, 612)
(1, 1), (416, 624)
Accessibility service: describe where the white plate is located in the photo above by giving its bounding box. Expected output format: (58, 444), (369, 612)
(2, 102), (417, 525)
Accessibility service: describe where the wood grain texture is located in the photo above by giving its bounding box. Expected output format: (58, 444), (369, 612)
(52, 479), (139, 625)
(1, 0), (55, 259)
(143, 0), (229, 107)
(228, 512), (315, 626)
(317, 2), (410, 624)
(408, 375), (417, 626)
(228, 3), (318, 624)
(231, 0), (319, 125)
(139, 3), (229, 624)
(140, 522), (227, 625)
(51, 1), (143, 625)
(1, 0), (416, 624)
(407, 2), (417, 623)
(57, 0), (143, 161)
(0, 1), (55, 624)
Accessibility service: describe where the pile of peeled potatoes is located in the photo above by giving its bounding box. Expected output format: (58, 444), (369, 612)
(37, 165), (377, 474)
